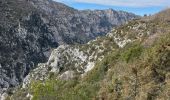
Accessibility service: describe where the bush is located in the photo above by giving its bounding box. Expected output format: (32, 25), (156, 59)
(121, 45), (143, 63)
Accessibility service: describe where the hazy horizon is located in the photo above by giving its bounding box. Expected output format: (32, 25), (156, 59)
(54, 0), (170, 16)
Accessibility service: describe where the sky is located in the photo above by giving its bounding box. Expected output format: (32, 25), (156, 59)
(54, 0), (170, 16)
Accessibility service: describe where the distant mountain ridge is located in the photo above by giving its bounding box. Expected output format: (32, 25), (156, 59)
(0, 0), (138, 95)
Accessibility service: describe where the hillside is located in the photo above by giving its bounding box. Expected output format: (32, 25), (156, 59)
(0, 0), (138, 94)
(4, 9), (170, 100)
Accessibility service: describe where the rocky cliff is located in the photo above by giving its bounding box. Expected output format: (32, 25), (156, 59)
(0, 0), (138, 95)
(7, 9), (170, 100)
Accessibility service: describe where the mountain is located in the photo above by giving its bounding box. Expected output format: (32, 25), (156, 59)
(0, 0), (138, 96)
(6, 9), (170, 100)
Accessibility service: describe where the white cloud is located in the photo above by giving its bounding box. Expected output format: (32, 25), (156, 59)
(55, 0), (170, 7)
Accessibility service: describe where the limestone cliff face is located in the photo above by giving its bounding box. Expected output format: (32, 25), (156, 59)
(0, 0), (138, 94)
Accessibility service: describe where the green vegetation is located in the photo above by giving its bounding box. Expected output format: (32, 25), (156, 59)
(28, 79), (100, 100)
(121, 43), (143, 62)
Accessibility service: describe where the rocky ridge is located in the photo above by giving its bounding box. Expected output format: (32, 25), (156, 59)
(7, 9), (170, 100)
(22, 13), (170, 86)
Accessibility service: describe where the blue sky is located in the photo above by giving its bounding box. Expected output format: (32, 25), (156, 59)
(54, 0), (170, 16)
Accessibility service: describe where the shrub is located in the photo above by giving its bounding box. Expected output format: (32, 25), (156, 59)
(121, 44), (143, 63)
